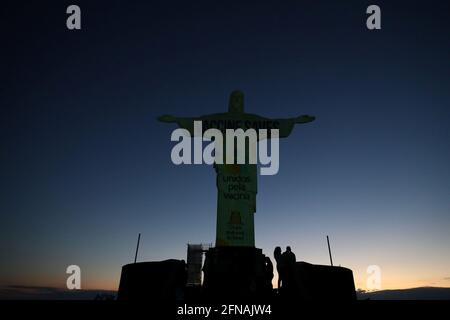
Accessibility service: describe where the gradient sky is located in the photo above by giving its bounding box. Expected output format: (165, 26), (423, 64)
(1, 0), (449, 292)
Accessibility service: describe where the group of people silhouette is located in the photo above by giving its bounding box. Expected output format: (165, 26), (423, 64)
(274, 246), (297, 290)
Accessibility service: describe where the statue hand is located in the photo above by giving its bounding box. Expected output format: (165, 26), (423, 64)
(158, 114), (177, 123)
(295, 115), (315, 124)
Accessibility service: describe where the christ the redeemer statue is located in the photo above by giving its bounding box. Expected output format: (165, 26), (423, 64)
(158, 90), (315, 247)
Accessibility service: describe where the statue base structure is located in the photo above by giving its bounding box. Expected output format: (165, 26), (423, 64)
(202, 246), (273, 301)
(279, 262), (357, 301)
(117, 260), (187, 302)
(117, 250), (357, 303)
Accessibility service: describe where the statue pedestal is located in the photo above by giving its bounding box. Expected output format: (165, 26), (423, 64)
(202, 246), (273, 301)
(117, 260), (186, 301)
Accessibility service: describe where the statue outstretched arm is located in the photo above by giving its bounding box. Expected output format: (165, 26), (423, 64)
(274, 114), (315, 138)
(158, 113), (228, 136)
(157, 114), (178, 123)
(294, 115), (315, 124)
(158, 114), (198, 135)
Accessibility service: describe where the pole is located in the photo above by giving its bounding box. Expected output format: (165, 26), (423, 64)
(327, 235), (333, 266)
(134, 233), (141, 263)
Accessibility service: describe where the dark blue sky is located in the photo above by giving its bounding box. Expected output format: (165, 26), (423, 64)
(1, 0), (449, 290)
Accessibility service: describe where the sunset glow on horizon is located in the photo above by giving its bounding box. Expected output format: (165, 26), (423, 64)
(1, 0), (449, 299)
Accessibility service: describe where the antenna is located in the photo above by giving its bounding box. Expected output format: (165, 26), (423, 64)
(327, 235), (333, 266)
(134, 233), (141, 263)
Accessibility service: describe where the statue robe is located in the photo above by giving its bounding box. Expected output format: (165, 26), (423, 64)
(174, 112), (297, 247)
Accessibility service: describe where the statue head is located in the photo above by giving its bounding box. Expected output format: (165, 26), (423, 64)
(228, 90), (244, 113)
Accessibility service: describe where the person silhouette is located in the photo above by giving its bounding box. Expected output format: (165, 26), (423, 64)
(283, 246), (296, 264)
(260, 256), (274, 295)
(281, 246), (296, 291)
(273, 246), (285, 290)
(264, 257), (274, 282)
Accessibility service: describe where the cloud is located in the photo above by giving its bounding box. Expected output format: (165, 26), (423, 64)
(0, 285), (116, 300)
(357, 287), (450, 300)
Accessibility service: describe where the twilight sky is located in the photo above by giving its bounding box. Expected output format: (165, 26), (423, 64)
(1, 0), (449, 292)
